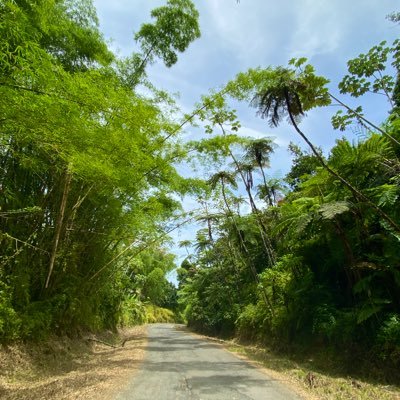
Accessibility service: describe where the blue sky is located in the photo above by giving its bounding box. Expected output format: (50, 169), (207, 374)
(92, 0), (399, 278)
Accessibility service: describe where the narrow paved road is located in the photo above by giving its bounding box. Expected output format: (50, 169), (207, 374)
(115, 323), (301, 400)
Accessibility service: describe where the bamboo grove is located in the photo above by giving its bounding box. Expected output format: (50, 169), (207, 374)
(0, 0), (200, 339)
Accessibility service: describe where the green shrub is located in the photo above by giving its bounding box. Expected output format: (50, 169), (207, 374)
(312, 303), (337, 340)
(118, 298), (176, 326)
(377, 314), (400, 365)
(145, 304), (175, 323)
(20, 301), (54, 339)
(236, 303), (269, 341)
(0, 282), (21, 341)
(119, 296), (147, 326)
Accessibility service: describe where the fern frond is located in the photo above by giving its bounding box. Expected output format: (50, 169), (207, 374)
(295, 213), (313, 234)
(377, 184), (399, 206)
(356, 298), (391, 324)
(361, 134), (393, 158)
(318, 201), (350, 220)
(329, 139), (355, 167)
(273, 197), (318, 237)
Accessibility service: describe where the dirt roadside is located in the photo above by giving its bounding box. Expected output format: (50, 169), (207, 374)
(0, 326), (147, 400)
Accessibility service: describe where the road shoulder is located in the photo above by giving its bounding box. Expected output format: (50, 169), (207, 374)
(0, 326), (147, 400)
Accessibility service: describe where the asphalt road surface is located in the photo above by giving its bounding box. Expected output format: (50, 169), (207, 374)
(115, 323), (301, 400)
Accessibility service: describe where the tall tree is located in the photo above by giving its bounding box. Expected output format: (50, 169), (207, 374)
(243, 138), (276, 206)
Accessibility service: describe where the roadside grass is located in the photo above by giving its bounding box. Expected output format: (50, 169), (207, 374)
(224, 341), (400, 400)
(0, 326), (147, 400)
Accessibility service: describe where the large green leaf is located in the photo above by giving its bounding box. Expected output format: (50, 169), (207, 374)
(319, 201), (350, 220)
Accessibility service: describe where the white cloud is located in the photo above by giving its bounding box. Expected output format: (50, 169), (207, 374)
(287, 1), (342, 59)
(201, 1), (292, 67)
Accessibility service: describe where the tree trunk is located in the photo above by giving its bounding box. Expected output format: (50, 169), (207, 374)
(218, 122), (276, 265)
(45, 170), (72, 289)
(221, 176), (276, 318)
(259, 163), (274, 206)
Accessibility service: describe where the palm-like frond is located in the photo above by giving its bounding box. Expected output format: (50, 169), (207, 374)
(330, 135), (393, 168)
(250, 68), (305, 127)
(178, 239), (192, 248)
(374, 184), (399, 206)
(257, 178), (286, 204)
(329, 134), (397, 190)
(235, 162), (255, 188)
(195, 212), (223, 223)
(208, 171), (238, 190)
(244, 138), (276, 167)
(273, 197), (319, 238)
(194, 229), (212, 251)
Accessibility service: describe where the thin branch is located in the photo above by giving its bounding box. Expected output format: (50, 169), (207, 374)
(0, 232), (49, 254)
(329, 92), (400, 146)
(88, 213), (195, 282)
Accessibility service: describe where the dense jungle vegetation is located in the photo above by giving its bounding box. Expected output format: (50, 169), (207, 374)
(176, 23), (400, 373)
(0, 0), (200, 339)
(1, 0), (400, 376)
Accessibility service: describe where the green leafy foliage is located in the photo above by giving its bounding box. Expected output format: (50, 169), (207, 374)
(133, 0), (200, 84)
(0, 0), (199, 341)
(319, 201), (350, 220)
(2, 0), (400, 377)
(177, 25), (400, 373)
(378, 314), (400, 365)
(0, 282), (21, 340)
(339, 41), (395, 98)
